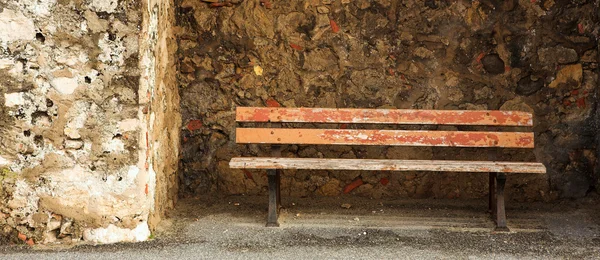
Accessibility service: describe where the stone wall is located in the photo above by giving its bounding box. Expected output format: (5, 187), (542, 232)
(142, 0), (181, 230)
(0, 0), (179, 245)
(177, 0), (600, 200)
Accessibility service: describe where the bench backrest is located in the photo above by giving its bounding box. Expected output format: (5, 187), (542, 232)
(235, 107), (535, 149)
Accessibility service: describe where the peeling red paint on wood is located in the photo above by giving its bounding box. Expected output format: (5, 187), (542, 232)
(236, 107), (533, 126)
(236, 128), (535, 148)
(344, 178), (363, 193)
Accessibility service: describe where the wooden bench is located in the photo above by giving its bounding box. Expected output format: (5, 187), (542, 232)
(229, 107), (546, 231)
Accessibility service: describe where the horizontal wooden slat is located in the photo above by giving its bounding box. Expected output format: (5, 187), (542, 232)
(236, 128), (535, 148)
(236, 107), (533, 126)
(229, 158), (547, 173)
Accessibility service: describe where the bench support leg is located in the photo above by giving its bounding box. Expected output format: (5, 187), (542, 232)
(488, 173), (496, 213)
(266, 169), (280, 227)
(494, 173), (509, 232)
(276, 169), (282, 210)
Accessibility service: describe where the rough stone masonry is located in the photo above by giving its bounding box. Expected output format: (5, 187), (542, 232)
(0, 0), (180, 245)
(1, 0), (600, 246)
(176, 0), (600, 200)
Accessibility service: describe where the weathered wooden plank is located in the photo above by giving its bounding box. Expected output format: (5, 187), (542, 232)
(236, 107), (533, 126)
(229, 158), (547, 174)
(236, 128), (535, 148)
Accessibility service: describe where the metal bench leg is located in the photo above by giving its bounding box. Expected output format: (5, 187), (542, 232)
(266, 169), (280, 227)
(276, 169), (282, 210)
(494, 173), (509, 232)
(488, 173), (496, 213)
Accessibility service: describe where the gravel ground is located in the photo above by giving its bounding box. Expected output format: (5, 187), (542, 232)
(2, 194), (599, 259)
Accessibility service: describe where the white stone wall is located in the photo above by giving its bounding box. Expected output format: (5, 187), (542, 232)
(0, 0), (176, 244)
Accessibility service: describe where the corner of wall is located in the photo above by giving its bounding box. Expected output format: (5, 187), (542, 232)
(139, 0), (181, 231)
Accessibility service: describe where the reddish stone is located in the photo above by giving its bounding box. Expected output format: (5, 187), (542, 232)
(17, 233), (26, 241)
(187, 120), (203, 131)
(210, 2), (226, 7)
(290, 43), (303, 51)
(578, 23), (584, 34)
(343, 178), (363, 194)
(145, 184), (149, 195)
(476, 52), (486, 63)
(563, 100), (571, 106)
(26, 238), (34, 246)
(576, 97), (586, 108)
(243, 169), (254, 181)
(504, 66), (511, 72)
(571, 89), (579, 95)
(266, 98), (281, 107)
(380, 177), (389, 186)
(330, 19), (340, 33)
(260, 0), (272, 8)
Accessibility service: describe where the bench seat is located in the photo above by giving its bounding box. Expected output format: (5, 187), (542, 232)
(230, 158), (547, 173)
